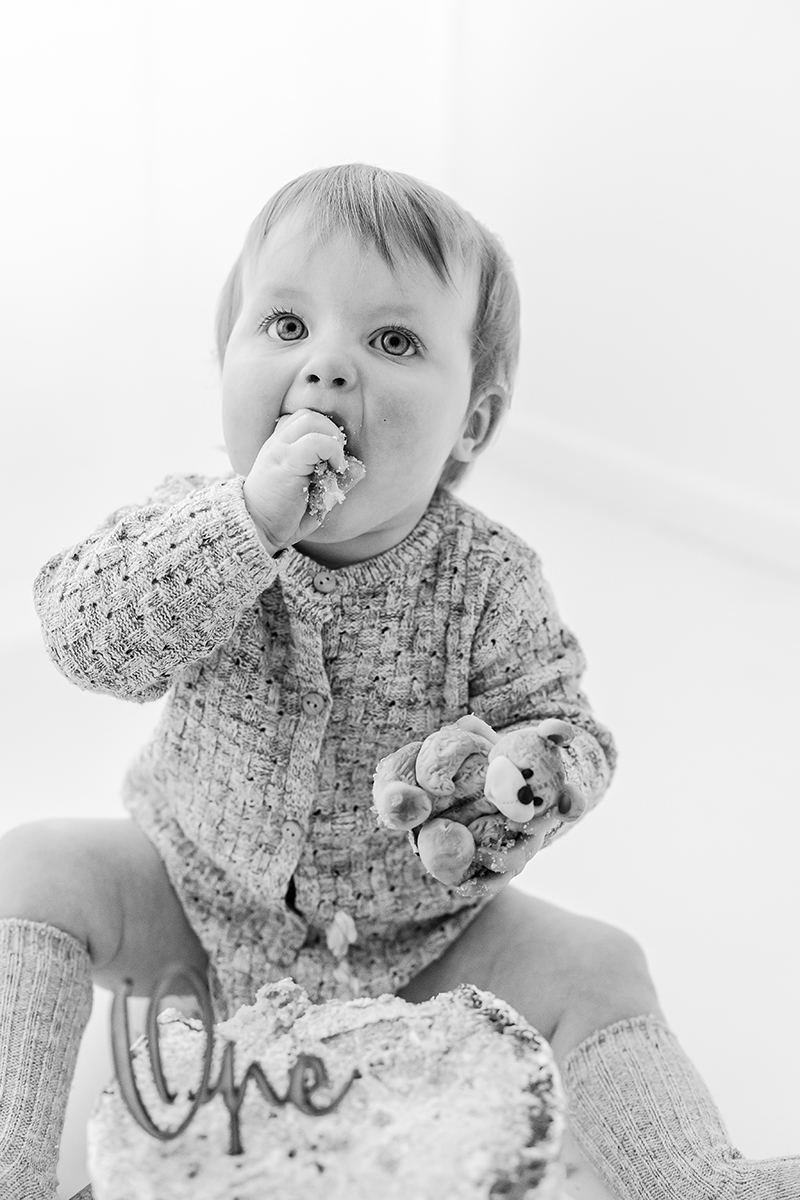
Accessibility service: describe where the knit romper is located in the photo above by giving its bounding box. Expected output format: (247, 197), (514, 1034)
(34, 474), (615, 1017)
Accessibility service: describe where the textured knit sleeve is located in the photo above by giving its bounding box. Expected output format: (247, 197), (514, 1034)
(33, 473), (279, 702)
(468, 541), (616, 817)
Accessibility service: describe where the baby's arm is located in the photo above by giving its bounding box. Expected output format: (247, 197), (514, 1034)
(468, 543), (616, 816)
(457, 547), (615, 890)
(373, 542), (615, 894)
(33, 474), (278, 701)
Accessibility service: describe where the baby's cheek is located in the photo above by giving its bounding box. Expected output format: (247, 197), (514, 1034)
(373, 397), (420, 446)
(372, 405), (453, 482)
(222, 409), (262, 475)
(222, 370), (280, 472)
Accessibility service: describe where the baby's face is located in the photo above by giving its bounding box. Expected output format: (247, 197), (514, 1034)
(221, 211), (481, 565)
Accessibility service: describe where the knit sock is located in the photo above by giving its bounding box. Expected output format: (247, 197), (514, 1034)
(0, 919), (93, 1200)
(562, 1015), (800, 1200)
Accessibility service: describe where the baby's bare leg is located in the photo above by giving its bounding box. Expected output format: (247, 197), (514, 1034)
(398, 886), (664, 1063)
(0, 817), (207, 991)
(0, 818), (206, 1200)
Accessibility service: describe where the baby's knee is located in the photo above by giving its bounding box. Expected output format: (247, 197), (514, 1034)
(553, 916), (664, 1058)
(0, 820), (114, 958)
(570, 919), (653, 1001)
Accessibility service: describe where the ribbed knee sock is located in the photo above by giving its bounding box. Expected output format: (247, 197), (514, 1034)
(0, 919), (93, 1200)
(563, 1015), (800, 1200)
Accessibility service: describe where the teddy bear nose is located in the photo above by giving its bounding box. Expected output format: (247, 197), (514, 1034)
(517, 784), (534, 805)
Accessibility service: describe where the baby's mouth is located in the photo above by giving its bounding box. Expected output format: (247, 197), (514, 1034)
(325, 410), (350, 439)
(328, 414), (362, 463)
(273, 405), (361, 463)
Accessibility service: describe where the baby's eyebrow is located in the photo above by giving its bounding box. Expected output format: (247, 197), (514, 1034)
(258, 285), (426, 325)
(261, 284), (308, 303)
(362, 303), (423, 323)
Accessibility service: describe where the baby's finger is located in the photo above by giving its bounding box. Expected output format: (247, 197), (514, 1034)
(282, 430), (347, 475)
(455, 869), (513, 900)
(293, 508), (328, 539)
(274, 410), (348, 461)
(479, 812), (558, 876)
(482, 836), (540, 877)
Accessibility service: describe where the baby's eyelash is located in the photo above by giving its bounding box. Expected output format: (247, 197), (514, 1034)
(383, 325), (423, 351)
(258, 306), (299, 331)
(257, 311), (423, 355)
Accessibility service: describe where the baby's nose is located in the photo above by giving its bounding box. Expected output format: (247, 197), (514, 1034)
(306, 368), (347, 388)
(301, 351), (356, 391)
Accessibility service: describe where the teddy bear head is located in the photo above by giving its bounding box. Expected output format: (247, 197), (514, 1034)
(484, 718), (584, 824)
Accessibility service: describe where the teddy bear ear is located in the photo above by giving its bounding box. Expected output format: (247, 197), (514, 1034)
(557, 783), (587, 821)
(535, 718), (575, 746)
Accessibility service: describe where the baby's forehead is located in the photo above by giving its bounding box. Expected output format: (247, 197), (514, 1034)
(250, 210), (479, 312)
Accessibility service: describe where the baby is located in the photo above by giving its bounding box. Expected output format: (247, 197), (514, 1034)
(1, 164), (797, 1200)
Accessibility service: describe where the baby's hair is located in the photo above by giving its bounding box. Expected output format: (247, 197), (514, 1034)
(215, 164), (520, 486)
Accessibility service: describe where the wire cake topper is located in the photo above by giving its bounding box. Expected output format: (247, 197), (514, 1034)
(111, 963), (356, 1155)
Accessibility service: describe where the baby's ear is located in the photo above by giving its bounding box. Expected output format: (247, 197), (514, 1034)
(451, 384), (509, 463)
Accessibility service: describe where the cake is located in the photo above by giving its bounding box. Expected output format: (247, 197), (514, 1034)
(306, 454), (366, 521)
(87, 980), (565, 1199)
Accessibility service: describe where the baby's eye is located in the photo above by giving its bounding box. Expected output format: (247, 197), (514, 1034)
(263, 311), (307, 342)
(371, 328), (421, 357)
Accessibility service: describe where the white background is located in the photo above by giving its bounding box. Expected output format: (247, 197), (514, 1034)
(1, 2), (798, 1195)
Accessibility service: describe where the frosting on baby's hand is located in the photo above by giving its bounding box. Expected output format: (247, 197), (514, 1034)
(306, 455), (366, 522)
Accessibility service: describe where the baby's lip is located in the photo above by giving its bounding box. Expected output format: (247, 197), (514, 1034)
(327, 414), (362, 461)
(276, 405), (360, 462)
(301, 406), (355, 452)
(342, 437), (362, 463)
(325, 411), (349, 440)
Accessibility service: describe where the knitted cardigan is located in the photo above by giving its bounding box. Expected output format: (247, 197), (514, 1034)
(33, 474), (615, 1016)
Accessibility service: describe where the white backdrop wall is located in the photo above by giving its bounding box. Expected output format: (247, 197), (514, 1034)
(1, 0), (456, 624)
(1, 3), (799, 1191)
(443, 0), (800, 575)
(3, 0), (799, 623)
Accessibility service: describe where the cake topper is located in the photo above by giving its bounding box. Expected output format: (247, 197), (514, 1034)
(111, 963), (356, 1155)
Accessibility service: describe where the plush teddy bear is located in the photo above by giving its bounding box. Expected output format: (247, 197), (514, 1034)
(372, 715), (586, 888)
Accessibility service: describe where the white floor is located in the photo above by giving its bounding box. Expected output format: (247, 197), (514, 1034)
(2, 454), (798, 1198)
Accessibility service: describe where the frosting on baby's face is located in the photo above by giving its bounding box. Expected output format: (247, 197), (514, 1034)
(221, 210), (487, 566)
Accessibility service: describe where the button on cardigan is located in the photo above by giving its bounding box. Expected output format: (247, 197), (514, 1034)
(34, 474), (616, 1017)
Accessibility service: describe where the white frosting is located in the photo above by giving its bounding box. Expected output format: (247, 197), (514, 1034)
(88, 982), (565, 1200)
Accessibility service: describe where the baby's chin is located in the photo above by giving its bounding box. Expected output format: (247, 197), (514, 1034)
(298, 493), (434, 568)
(296, 505), (375, 567)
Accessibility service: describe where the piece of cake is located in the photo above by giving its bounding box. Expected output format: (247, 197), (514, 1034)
(87, 980), (565, 1199)
(306, 454), (366, 521)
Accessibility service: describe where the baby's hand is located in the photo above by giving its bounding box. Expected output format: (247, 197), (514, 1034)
(372, 717), (586, 894)
(243, 410), (350, 552)
(451, 804), (566, 900)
